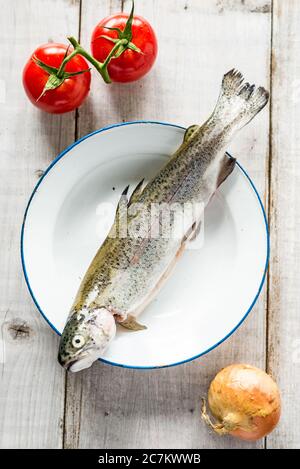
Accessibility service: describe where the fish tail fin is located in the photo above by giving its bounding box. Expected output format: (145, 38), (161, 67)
(212, 69), (269, 131)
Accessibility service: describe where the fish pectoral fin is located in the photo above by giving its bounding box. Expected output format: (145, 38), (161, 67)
(216, 153), (236, 188)
(118, 314), (147, 331)
(188, 221), (202, 242)
(183, 221), (202, 244)
(184, 124), (200, 143)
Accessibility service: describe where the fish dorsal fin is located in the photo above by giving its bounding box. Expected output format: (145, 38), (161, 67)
(173, 125), (200, 156)
(216, 153), (236, 188)
(108, 185), (129, 238)
(184, 124), (200, 143)
(110, 181), (147, 237)
(128, 178), (145, 206)
(116, 185), (129, 213)
(118, 314), (147, 331)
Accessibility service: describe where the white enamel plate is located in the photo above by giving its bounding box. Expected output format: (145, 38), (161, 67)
(21, 122), (269, 369)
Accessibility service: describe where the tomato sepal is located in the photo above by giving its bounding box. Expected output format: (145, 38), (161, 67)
(102, 26), (123, 35)
(97, 35), (119, 44)
(33, 54), (91, 101)
(119, 1), (134, 42)
(101, 1), (143, 57)
(32, 56), (58, 75)
(126, 42), (144, 54)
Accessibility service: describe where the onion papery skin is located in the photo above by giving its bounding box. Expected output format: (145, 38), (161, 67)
(206, 364), (281, 441)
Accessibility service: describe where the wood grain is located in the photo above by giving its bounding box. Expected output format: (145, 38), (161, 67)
(64, 0), (271, 449)
(266, 0), (300, 449)
(0, 0), (79, 448)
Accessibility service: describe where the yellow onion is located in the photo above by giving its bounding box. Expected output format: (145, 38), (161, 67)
(201, 364), (281, 441)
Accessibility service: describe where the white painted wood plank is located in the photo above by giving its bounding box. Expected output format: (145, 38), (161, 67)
(267, 0), (300, 449)
(64, 0), (271, 448)
(0, 0), (80, 448)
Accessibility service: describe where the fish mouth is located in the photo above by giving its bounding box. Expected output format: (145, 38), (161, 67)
(57, 354), (76, 371)
(65, 359), (77, 371)
(67, 353), (96, 372)
(59, 349), (98, 373)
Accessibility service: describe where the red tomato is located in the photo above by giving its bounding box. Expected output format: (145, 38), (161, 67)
(23, 43), (91, 114)
(91, 14), (157, 83)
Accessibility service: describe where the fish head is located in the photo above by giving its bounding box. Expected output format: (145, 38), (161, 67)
(58, 307), (116, 372)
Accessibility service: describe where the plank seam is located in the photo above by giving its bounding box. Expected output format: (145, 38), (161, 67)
(74, 0), (83, 145)
(264, 0), (274, 451)
(62, 0), (83, 450)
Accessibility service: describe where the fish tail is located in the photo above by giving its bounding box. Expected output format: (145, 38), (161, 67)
(212, 69), (269, 131)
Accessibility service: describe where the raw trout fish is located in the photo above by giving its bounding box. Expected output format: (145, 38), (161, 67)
(58, 69), (269, 372)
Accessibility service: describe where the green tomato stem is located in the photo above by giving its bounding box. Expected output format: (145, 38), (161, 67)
(66, 36), (128, 84)
(66, 37), (103, 83)
(34, 1), (139, 89)
(56, 48), (79, 78)
(102, 39), (128, 67)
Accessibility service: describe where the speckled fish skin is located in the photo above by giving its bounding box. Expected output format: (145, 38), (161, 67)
(58, 69), (269, 372)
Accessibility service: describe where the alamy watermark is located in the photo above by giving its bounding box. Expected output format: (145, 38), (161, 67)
(96, 200), (205, 250)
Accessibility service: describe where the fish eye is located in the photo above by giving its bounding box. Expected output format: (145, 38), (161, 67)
(72, 335), (85, 349)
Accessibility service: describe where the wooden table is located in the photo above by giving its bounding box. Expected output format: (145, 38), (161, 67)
(0, 0), (298, 449)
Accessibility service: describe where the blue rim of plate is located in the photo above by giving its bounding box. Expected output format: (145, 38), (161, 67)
(21, 120), (270, 370)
